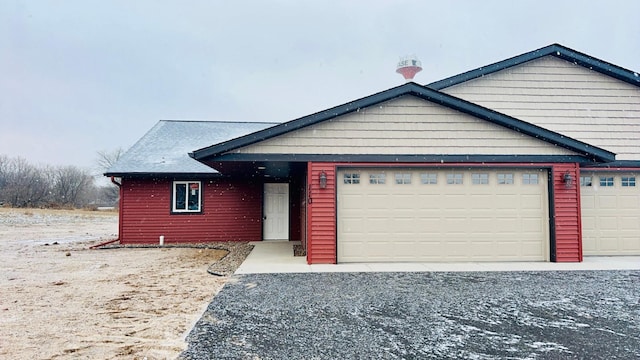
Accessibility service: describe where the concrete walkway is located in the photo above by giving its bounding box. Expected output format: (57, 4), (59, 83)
(234, 241), (640, 274)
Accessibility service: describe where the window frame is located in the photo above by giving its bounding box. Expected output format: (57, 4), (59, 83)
(621, 176), (636, 187)
(497, 173), (514, 185)
(599, 176), (614, 187)
(343, 173), (361, 184)
(420, 173), (437, 185)
(471, 173), (489, 185)
(395, 173), (411, 185)
(369, 173), (386, 185)
(579, 176), (592, 187)
(172, 180), (203, 214)
(446, 173), (463, 185)
(522, 173), (539, 185)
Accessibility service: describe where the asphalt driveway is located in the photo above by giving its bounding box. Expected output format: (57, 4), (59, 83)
(180, 271), (640, 359)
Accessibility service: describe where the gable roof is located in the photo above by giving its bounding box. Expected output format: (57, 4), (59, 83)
(105, 120), (277, 176)
(191, 82), (615, 163)
(428, 43), (640, 90)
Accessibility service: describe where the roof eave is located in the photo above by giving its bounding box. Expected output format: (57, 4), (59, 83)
(428, 44), (640, 90)
(192, 82), (614, 163)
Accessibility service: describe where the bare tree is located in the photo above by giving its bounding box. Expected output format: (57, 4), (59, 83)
(0, 157), (51, 207)
(51, 166), (93, 207)
(96, 148), (124, 207)
(96, 148), (124, 172)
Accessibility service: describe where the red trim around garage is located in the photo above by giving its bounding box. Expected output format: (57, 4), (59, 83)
(306, 162), (583, 264)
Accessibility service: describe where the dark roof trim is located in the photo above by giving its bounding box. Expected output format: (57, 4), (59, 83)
(192, 82), (615, 163)
(103, 172), (223, 179)
(209, 153), (602, 165)
(428, 43), (640, 90)
(581, 160), (640, 169)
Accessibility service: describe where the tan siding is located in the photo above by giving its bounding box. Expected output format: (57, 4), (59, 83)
(231, 96), (576, 156)
(444, 56), (640, 160)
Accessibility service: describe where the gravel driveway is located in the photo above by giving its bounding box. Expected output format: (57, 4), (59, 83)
(180, 271), (640, 359)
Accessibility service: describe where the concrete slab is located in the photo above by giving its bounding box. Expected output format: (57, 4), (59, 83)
(234, 241), (640, 274)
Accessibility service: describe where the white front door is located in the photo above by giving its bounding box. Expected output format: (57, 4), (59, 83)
(263, 183), (289, 240)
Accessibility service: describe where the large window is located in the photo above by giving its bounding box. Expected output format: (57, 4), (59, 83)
(172, 181), (202, 213)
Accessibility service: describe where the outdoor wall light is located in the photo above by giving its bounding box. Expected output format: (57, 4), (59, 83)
(563, 171), (574, 189)
(319, 171), (328, 189)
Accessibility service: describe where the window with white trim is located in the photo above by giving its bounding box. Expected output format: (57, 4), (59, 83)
(580, 176), (592, 187)
(599, 177), (614, 187)
(343, 173), (360, 184)
(472, 173), (489, 185)
(523, 173), (539, 185)
(369, 173), (386, 184)
(172, 181), (202, 213)
(497, 173), (514, 185)
(420, 173), (437, 185)
(621, 176), (636, 187)
(395, 173), (411, 184)
(446, 173), (463, 185)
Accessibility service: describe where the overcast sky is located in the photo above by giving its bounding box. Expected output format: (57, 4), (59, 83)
(2, 0), (639, 174)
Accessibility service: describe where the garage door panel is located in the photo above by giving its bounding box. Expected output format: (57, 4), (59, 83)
(581, 171), (640, 256)
(338, 168), (549, 262)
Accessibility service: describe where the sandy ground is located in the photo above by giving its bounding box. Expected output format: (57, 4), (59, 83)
(0, 208), (234, 360)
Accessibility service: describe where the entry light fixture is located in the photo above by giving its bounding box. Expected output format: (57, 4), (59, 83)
(319, 171), (328, 189)
(563, 171), (574, 189)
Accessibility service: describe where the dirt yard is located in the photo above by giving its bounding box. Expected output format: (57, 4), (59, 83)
(0, 208), (244, 359)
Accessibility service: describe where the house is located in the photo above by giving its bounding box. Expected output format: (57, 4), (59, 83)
(105, 44), (640, 264)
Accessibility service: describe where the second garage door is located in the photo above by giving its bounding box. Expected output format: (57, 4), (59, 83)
(581, 172), (640, 256)
(337, 168), (549, 263)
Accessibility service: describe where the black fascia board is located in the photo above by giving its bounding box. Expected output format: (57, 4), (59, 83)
(208, 153), (599, 164)
(428, 43), (640, 90)
(192, 82), (614, 163)
(103, 172), (223, 179)
(581, 160), (640, 169)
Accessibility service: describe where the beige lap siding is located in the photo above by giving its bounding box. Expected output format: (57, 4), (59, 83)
(443, 56), (640, 160)
(229, 96), (576, 156)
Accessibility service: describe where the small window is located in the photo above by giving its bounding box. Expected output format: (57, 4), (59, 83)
(497, 173), (514, 185)
(369, 173), (386, 184)
(343, 173), (360, 184)
(446, 173), (463, 185)
(172, 181), (202, 213)
(472, 173), (489, 185)
(420, 173), (437, 185)
(523, 173), (539, 185)
(395, 173), (411, 184)
(621, 176), (636, 187)
(599, 177), (614, 187)
(580, 176), (592, 187)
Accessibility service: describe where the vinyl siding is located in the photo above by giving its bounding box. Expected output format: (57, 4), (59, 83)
(306, 162), (583, 264)
(120, 178), (262, 244)
(552, 163), (582, 262)
(443, 56), (640, 160)
(307, 163), (337, 264)
(231, 96), (576, 156)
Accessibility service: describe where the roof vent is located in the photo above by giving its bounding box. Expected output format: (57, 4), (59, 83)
(396, 55), (422, 82)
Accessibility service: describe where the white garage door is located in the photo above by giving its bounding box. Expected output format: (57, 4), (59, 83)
(337, 168), (549, 263)
(581, 172), (640, 256)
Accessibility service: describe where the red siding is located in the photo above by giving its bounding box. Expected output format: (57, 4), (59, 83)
(307, 163), (337, 264)
(304, 162), (583, 264)
(120, 178), (262, 244)
(551, 163), (582, 262)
